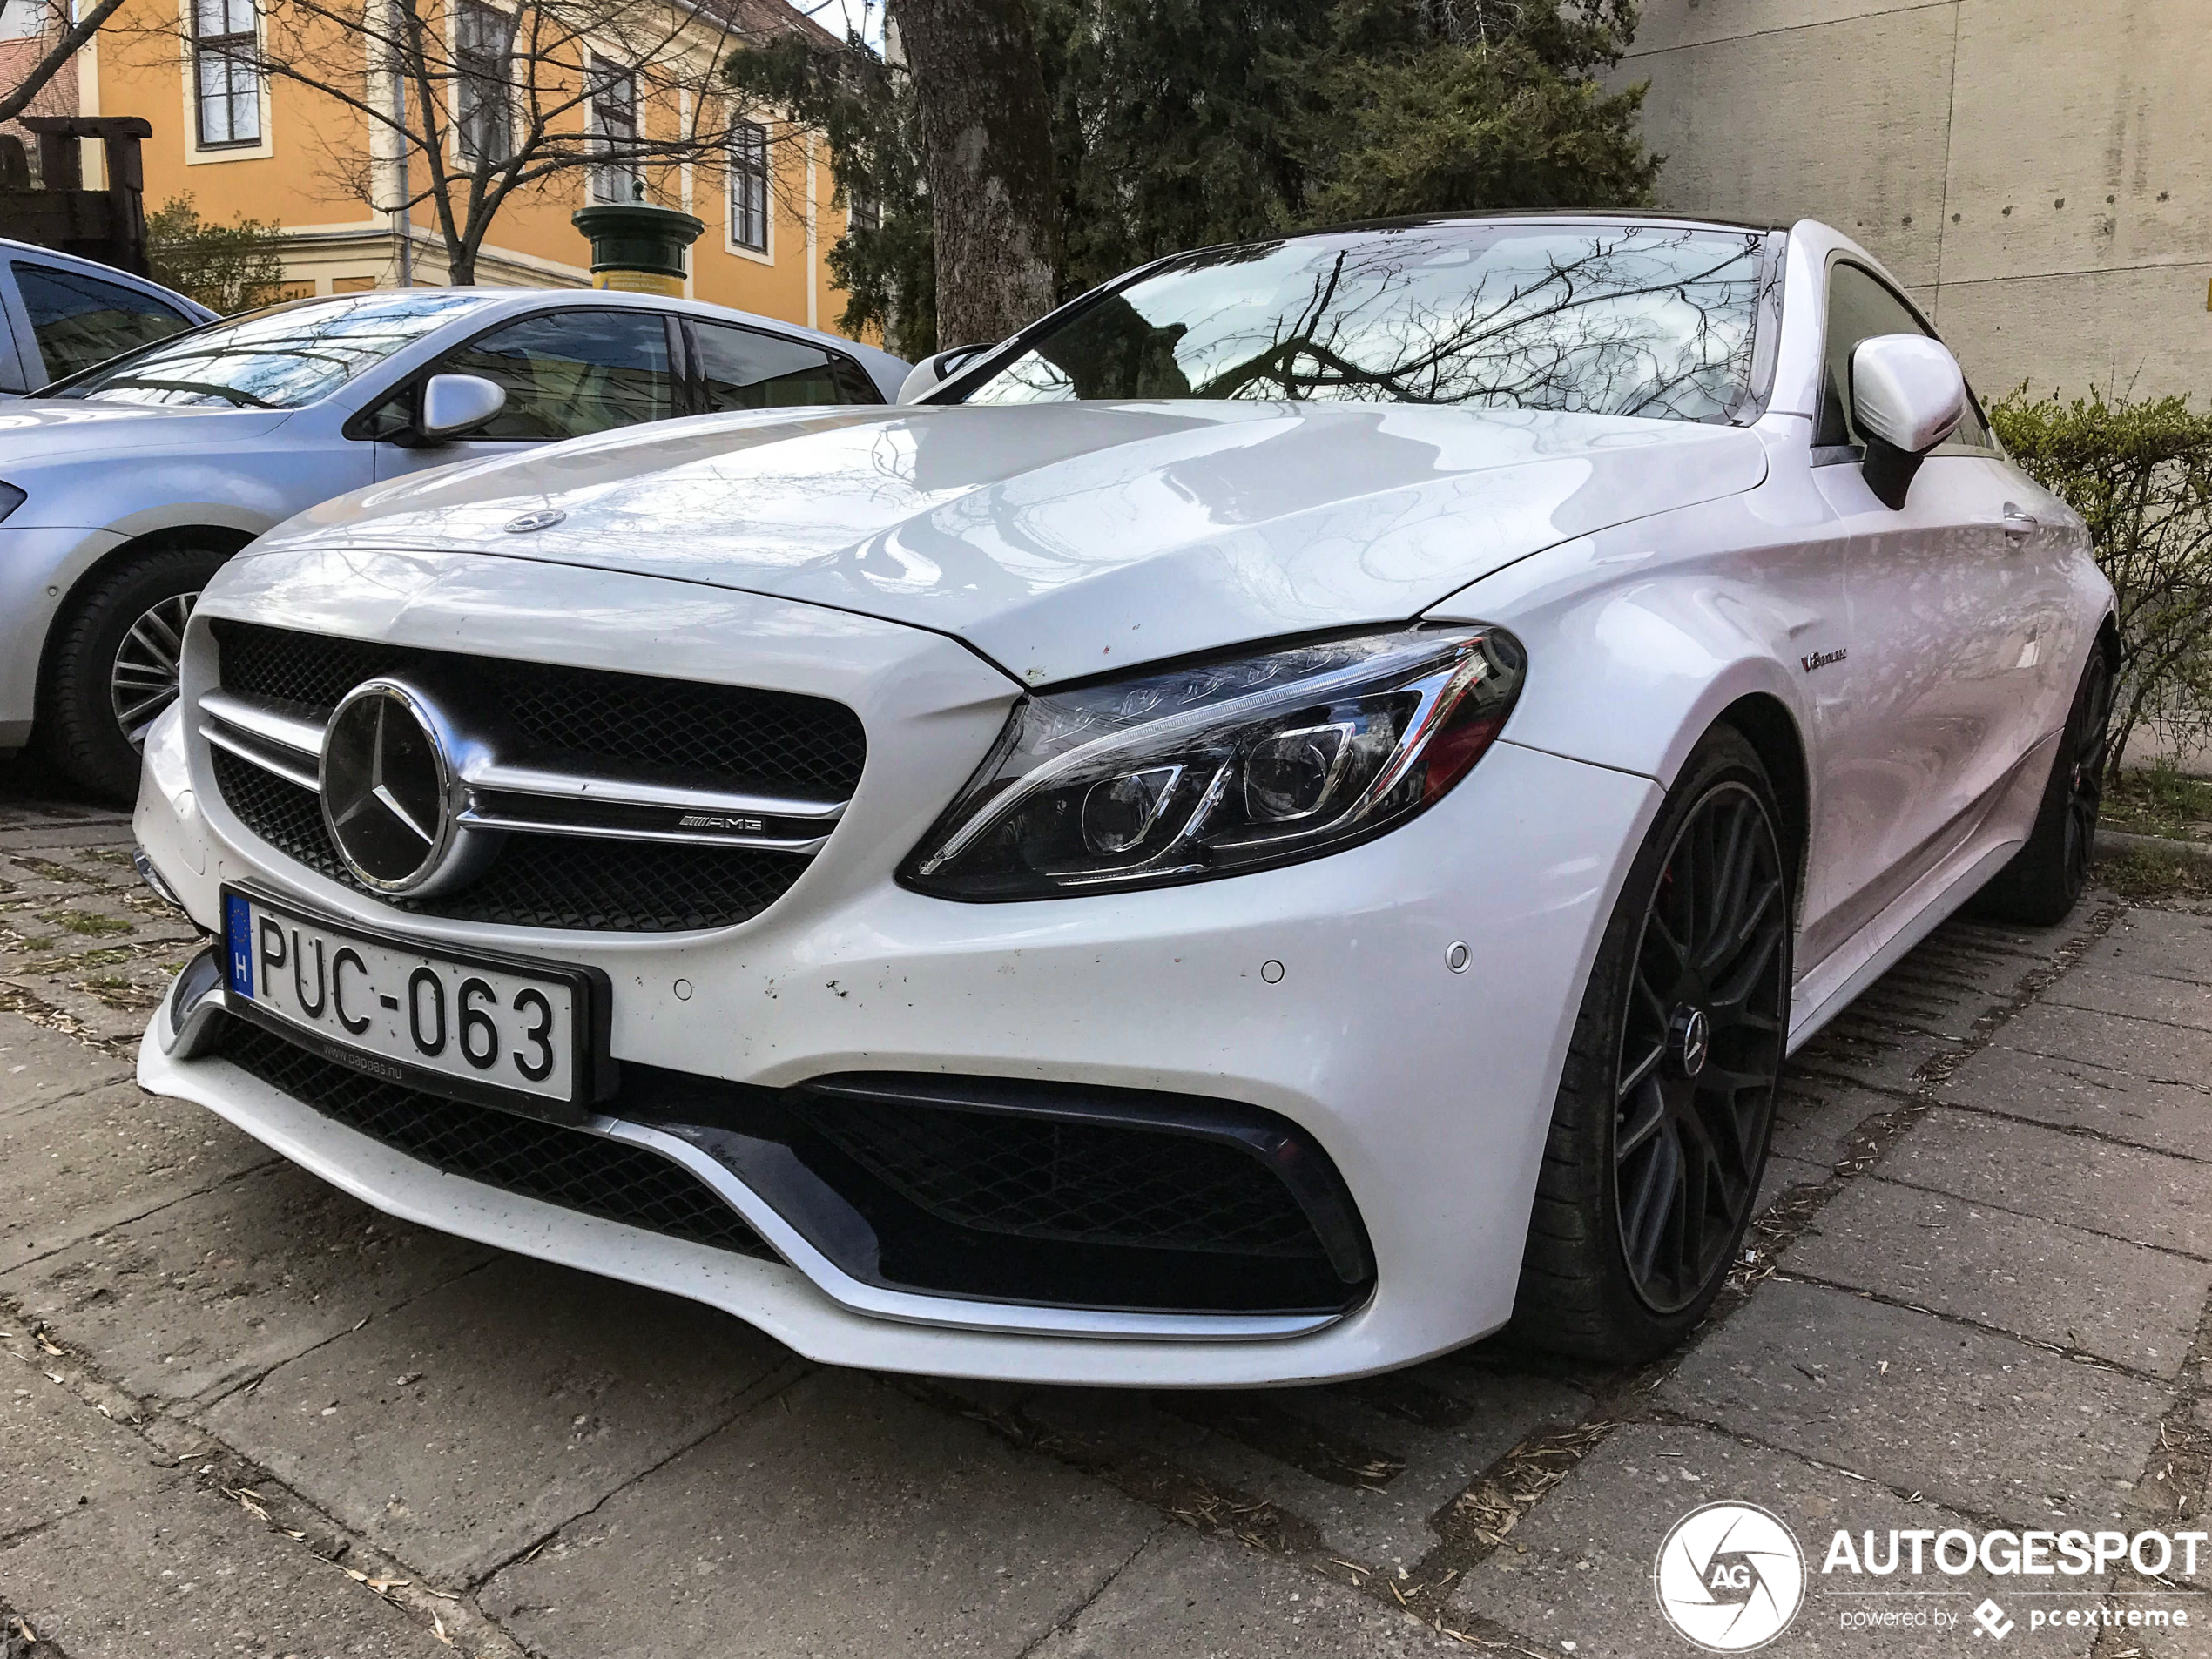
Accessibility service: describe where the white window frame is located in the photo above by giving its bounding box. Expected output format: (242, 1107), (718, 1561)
(588, 56), (637, 203)
(181, 0), (272, 163)
(726, 118), (770, 258)
(455, 0), (513, 166)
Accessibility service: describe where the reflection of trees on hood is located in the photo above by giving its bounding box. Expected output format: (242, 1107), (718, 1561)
(1028, 227), (1769, 424)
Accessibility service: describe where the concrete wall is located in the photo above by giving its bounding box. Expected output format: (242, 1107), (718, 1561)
(1622, 0), (2212, 402)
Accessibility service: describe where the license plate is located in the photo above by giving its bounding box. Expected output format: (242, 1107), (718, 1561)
(220, 887), (607, 1123)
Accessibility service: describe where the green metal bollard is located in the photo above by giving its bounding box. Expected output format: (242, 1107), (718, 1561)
(570, 184), (705, 298)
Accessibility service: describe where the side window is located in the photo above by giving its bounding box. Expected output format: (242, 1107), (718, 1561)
(15, 263), (192, 382)
(694, 320), (880, 409)
(1816, 261), (1995, 454)
(421, 309), (673, 441)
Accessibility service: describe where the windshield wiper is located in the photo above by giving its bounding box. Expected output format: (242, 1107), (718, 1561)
(89, 377), (281, 409)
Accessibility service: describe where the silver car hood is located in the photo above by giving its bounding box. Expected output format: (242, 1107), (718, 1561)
(0, 398), (293, 462)
(258, 401), (1767, 684)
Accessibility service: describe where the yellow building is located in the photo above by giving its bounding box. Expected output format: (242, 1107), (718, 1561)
(53, 0), (858, 334)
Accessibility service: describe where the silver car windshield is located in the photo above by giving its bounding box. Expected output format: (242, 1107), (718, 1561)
(50, 291), (495, 409)
(956, 222), (1773, 423)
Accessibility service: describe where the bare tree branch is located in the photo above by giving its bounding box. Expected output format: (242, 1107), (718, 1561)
(0, 0), (132, 126)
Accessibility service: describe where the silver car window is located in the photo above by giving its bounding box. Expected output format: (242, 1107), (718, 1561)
(50, 290), (492, 408)
(13, 262), (194, 381)
(956, 223), (1771, 423)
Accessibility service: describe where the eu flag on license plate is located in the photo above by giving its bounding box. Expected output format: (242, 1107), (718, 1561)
(224, 893), (253, 997)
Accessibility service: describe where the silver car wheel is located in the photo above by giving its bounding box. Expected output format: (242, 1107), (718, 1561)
(110, 590), (198, 748)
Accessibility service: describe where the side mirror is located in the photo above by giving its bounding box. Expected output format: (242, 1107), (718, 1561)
(418, 373), (507, 442)
(1851, 334), (1965, 509)
(896, 342), (996, 405)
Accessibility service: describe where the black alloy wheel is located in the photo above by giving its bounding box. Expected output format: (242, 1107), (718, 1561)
(1513, 725), (1793, 1362)
(38, 544), (232, 803)
(1612, 782), (1791, 1313)
(1972, 644), (2116, 927)
(2060, 651), (2115, 895)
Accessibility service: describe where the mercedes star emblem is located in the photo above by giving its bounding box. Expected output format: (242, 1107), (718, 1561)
(319, 679), (495, 896)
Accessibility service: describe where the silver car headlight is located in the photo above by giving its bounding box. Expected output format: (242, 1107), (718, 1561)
(900, 624), (1526, 900)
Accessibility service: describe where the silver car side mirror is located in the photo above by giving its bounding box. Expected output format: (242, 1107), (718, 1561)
(419, 373), (508, 442)
(896, 342), (997, 404)
(1851, 334), (1965, 509)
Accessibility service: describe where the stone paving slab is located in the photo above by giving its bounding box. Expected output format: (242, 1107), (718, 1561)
(1783, 1177), (2212, 1377)
(1, 1161), (496, 1407)
(1938, 1042), (2212, 1161)
(1453, 1422), (2101, 1657)
(0, 1082), (273, 1275)
(0, 1010), (132, 1116)
(0, 1345), (179, 1538)
(1032, 1526), (1467, 1658)
(1878, 1107), (2212, 1259)
(484, 1368), (1163, 1659)
(1771, 1079), (1893, 1175)
(2085, 910), (2212, 984)
(1656, 1279), (2169, 1527)
(1785, 1009), (1963, 1096)
(1993, 1000), (2212, 1085)
(200, 1255), (797, 1586)
(1002, 1367), (1594, 1573)
(0, 1466), (434, 1658)
(2042, 965), (2212, 1034)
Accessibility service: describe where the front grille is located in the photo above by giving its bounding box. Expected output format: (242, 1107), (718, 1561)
(798, 1092), (1325, 1259)
(213, 621), (867, 798)
(212, 749), (806, 933)
(215, 1020), (774, 1260)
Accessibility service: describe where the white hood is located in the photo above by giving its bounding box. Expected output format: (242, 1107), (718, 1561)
(257, 401), (1767, 685)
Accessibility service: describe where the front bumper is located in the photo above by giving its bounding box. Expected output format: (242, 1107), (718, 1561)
(132, 550), (1662, 1384)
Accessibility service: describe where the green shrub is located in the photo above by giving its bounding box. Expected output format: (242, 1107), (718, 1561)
(145, 195), (291, 314)
(1991, 386), (2212, 777)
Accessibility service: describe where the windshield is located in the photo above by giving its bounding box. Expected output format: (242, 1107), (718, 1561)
(49, 291), (496, 408)
(955, 222), (1774, 423)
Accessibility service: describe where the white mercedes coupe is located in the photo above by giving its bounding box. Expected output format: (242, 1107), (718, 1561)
(133, 214), (2114, 1386)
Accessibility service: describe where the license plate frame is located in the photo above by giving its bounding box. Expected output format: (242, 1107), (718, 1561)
(219, 885), (615, 1126)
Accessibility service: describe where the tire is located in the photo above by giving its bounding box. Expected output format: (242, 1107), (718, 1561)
(1968, 646), (2115, 927)
(1512, 725), (1793, 1363)
(38, 546), (229, 803)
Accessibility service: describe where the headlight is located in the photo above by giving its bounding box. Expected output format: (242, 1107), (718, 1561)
(900, 624), (1526, 900)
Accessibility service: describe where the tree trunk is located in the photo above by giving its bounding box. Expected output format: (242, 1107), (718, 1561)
(893, 0), (1057, 347)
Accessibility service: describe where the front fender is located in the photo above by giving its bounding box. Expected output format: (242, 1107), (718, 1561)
(1426, 493), (1824, 793)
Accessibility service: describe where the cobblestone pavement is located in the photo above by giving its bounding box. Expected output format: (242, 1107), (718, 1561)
(6, 772), (2212, 1657)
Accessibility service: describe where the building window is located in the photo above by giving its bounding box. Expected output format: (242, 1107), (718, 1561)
(455, 0), (511, 165)
(848, 190), (879, 234)
(589, 58), (637, 202)
(192, 0), (260, 149)
(729, 118), (767, 253)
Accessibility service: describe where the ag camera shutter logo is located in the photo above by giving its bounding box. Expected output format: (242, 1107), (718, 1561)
(1654, 1501), (1806, 1651)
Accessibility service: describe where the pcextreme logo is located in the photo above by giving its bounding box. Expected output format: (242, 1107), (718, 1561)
(1653, 1502), (1807, 1651)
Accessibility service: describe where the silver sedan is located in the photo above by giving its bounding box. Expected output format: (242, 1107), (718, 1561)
(0, 287), (907, 798)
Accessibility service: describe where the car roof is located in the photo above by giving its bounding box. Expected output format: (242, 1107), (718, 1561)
(1290, 208), (1792, 239)
(233, 284), (905, 374)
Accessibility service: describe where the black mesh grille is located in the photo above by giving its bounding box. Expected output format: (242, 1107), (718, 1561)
(797, 1093), (1326, 1259)
(212, 749), (806, 933)
(212, 620), (867, 798)
(215, 1020), (774, 1260)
